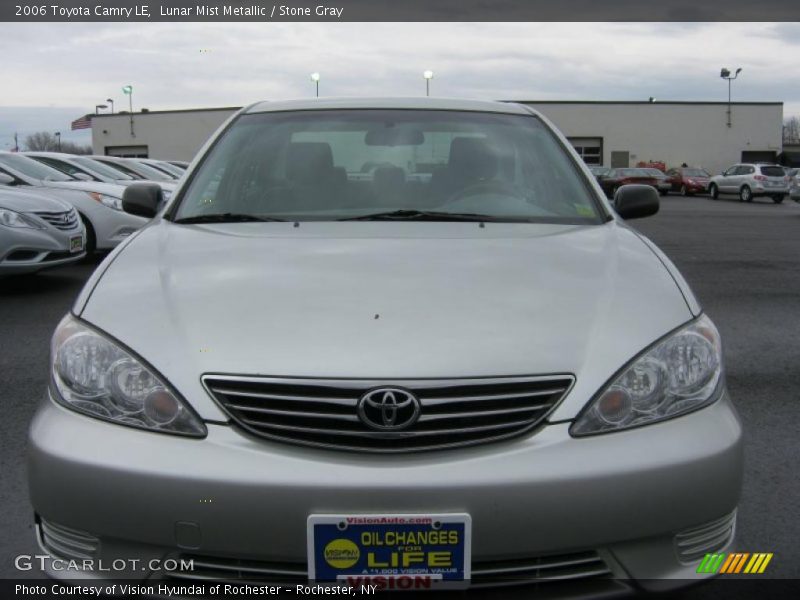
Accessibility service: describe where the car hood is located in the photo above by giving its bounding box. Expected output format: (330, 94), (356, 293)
(45, 180), (127, 197)
(79, 220), (695, 421)
(0, 187), (72, 213)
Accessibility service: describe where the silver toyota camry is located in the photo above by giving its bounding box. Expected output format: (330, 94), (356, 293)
(28, 98), (742, 594)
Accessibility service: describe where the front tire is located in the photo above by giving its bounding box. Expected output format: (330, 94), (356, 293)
(772, 195), (785, 204)
(709, 184), (719, 199)
(740, 186), (753, 202)
(680, 184), (692, 197)
(79, 214), (96, 259)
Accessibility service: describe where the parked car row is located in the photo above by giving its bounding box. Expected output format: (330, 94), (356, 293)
(591, 162), (793, 204)
(0, 152), (186, 276)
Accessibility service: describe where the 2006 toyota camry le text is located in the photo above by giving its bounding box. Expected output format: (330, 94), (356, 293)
(28, 98), (743, 594)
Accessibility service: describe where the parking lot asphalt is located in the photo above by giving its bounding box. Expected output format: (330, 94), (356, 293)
(1, 195), (798, 590)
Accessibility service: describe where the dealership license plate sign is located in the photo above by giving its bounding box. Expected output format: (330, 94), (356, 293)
(69, 235), (83, 253)
(308, 514), (471, 590)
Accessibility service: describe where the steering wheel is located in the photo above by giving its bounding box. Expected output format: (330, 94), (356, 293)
(445, 180), (528, 205)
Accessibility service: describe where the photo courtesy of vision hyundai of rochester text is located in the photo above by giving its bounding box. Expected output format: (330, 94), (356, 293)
(27, 98), (742, 593)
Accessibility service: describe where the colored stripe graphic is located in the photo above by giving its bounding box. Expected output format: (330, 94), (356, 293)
(698, 552), (773, 574)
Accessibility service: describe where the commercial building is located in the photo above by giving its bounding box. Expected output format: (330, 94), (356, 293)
(90, 100), (784, 174)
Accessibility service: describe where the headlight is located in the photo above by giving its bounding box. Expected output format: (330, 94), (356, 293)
(87, 192), (123, 211)
(571, 314), (723, 436)
(50, 315), (206, 437)
(0, 208), (42, 229)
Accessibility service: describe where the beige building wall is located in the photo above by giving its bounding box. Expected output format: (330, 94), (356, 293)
(90, 102), (783, 174)
(520, 101), (783, 174)
(91, 108), (239, 161)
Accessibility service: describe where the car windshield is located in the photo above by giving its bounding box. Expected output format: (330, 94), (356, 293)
(0, 153), (74, 182)
(150, 161), (185, 178)
(128, 160), (177, 180)
(617, 168), (652, 177)
(73, 156), (135, 180)
(643, 169), (665, 176)
(682, 168), (710, 177)
(173, 109), (603, 224)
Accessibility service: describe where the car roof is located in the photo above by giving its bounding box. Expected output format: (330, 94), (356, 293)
(245, 97), (534, 116)
(23, 151), (78, 159)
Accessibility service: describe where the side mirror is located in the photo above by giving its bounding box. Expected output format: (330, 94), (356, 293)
(614, 184), (659, 220)
(122, 183), (163, 218)
(73, 172), (93, 182)
(0, 173), (15, 186)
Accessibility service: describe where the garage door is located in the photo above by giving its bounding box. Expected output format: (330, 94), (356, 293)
(568, 138), (603, 165)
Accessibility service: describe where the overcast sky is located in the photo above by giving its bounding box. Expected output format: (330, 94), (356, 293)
(2, 22), (799, 149)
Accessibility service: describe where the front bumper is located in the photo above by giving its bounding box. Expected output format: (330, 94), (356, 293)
(0, 227), (85, 275)
(28, 391), (743, 589)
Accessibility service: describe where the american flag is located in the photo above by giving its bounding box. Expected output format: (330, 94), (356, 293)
(71, 114), (92, 130)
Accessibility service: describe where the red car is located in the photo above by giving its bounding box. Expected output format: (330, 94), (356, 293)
(597, 167), (658, 198)
(665, 167), (712, 196)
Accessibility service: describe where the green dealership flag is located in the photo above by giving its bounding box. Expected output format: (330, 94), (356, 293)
(122, 85), (133, 95)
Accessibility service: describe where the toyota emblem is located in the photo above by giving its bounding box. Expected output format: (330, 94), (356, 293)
(357, 388), (421, 431)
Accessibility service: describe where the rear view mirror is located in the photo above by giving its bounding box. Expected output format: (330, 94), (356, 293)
(614, 184), (659, 220)
(0, 173), (15, 185)
(122, 183), (163, 218)
(365, 126), (424, 146)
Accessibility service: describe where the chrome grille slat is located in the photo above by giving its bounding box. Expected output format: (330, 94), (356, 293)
(168, 550), (610, 588)
(421, 388), (566, 405)
(240, 416), (534, 438)
(204, 374), (573, 453)
(418, 404), (551, 421)
(675, 510), (736, 563)
(39, 519), (99, 561)
(227, 404), (360, 422)
(213, 388), (357, 407)
(472, 555), (605, 575)
(33, 209), (79, 231)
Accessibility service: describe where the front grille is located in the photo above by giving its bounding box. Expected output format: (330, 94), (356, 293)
(34, 209), (79, 231)
(39, 518), (99, 561)
(203, 374), (573, 453)
(165, 550), (611, 588)
(675, 510), (737, 563)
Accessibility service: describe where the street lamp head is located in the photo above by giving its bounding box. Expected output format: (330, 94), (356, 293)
(122, 85), (133, 95)
(735, 68), (742, 75)
(423, 70), (434, 80)
(106, 98), (113, 103)
(720, 68), (730, 78)
(310, 72), (320, 82)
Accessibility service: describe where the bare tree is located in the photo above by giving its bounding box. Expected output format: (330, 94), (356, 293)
(22, 131), (92, 154)
(23, 131), (58, 151)
(783, 116), (800, 144)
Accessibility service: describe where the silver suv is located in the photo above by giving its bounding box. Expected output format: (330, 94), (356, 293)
(709, 163), (789, 203)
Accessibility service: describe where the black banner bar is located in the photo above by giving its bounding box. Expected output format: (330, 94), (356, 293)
(3, 0), (800, 22)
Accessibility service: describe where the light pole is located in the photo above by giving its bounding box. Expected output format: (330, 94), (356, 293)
(122, 85), (134, 136)
(720, 67), (742, 128)
(423, 70), (434, 97)
(54, 132), (61, 151)
(95, 103), (107, 114)
(106, 98), (114, 114)
(310, 72), (320, 97)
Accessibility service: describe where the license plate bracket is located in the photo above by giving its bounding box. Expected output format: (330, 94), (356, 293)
(308, 513), (471, 590)
(69, 235), (84, 253)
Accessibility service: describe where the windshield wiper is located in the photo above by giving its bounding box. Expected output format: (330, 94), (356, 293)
(172, 213), (286, 224)
(338, 209), (502, 222)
